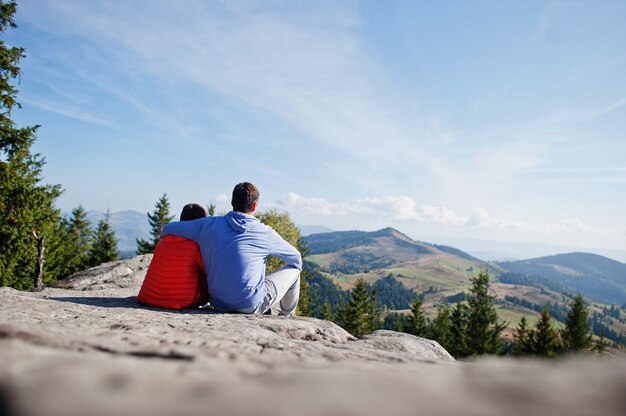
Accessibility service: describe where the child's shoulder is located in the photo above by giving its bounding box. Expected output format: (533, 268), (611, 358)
(158, 235), (200, 249)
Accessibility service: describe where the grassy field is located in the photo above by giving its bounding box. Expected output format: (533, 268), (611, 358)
(307, 254), (332, 269)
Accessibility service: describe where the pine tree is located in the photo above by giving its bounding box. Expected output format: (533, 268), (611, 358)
(295, 236), (312, 316)
(321, 300), (334, 321)
(430, 305), (453, 351)
(61, 206), (94, 276)
(513, 316), (533, 355)
(345, 278), (376, 337)
(42, 206), (94, 282)
(406, 294), (428, 337)
(532, 306), (562, 357)
(39, 219), (75, 283)
(88, 211), (119, 266)
(369, 286), (382, 331)
(593, 332), (609, 354)
(392, 313), (405, 333)
(334, 299), (348, 328)
(136, 193), (174, 254)
(561, 294), (592, 352)
(257, 209), (311, 316)
(0, 1), (63, 290)
(449, 302), (469, 357)
(466, 271), (506, 355)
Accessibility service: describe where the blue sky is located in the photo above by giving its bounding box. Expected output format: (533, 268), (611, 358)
(7, 0), (626, 259)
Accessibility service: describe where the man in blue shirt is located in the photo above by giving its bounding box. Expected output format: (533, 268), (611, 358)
(162, 182), (302, 315)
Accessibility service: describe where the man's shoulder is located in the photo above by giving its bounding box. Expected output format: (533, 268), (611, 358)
(253, 223), (289, 245)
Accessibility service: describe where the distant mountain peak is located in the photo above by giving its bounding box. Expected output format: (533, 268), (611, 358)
(372, 227), (417, 243)
(304, 227), (435, 257)
(535, 251), (623, 265)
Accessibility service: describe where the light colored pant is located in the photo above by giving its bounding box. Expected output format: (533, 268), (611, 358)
(239, 267), (301, 316)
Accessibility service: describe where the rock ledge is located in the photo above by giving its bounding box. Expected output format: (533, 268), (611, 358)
(1, 257), (625, 416)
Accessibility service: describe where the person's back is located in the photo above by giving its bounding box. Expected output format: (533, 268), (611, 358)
(162, 182), (302, 315)
(137, 203), (208, 310)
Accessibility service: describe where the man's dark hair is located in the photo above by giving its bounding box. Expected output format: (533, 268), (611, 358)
(231, 182), (259, 213)
(180, 203), (208, 221)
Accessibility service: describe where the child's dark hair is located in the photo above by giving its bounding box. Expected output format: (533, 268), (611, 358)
(180, 203), (208, 221)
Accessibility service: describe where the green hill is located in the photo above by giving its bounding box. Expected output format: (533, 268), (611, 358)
(306, 227), (432, 256)
(498, 253), (626, 304)
(305, 227), (482, 298)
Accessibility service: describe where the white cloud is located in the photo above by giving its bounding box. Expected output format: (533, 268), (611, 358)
(22, 95), (114, 126)
(420, 205), (468, 226)
(560, 218), (599, 234)
(578, 97), (626, 122)
(215, 193), (229, 203)
(467, 207), (609, 237)
(540, 97), (626, 126)
(467, 207), (528, 231)
(275, 192), (335, 216)
(343, 196), (421, 221)
(273, 193), (466, 225)
(273, 193), (621, 244)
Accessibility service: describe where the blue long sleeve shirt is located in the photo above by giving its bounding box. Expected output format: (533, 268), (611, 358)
(161, 211), (302, 311)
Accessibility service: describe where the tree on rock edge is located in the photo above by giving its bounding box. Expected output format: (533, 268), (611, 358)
(0, 1), (62, 290)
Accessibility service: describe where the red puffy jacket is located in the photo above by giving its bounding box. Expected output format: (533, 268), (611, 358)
(137, 236), (208, 310)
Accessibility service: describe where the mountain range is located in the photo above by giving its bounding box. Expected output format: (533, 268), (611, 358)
(498, 253), (626, 305)
(305, 227), (626, 304)
(303, 227), (626, 345)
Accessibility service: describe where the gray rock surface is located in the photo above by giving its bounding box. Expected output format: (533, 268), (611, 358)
(1, 256), (626, 416)
(51, 255), (152, 290)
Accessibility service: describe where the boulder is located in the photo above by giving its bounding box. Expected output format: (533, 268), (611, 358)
(51, 255), (152, 290)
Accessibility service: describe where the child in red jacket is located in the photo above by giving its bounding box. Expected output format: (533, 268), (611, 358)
(137, 203), (208, 309)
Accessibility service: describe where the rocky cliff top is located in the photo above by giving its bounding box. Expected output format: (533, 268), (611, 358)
(1, 256), (625, 416)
